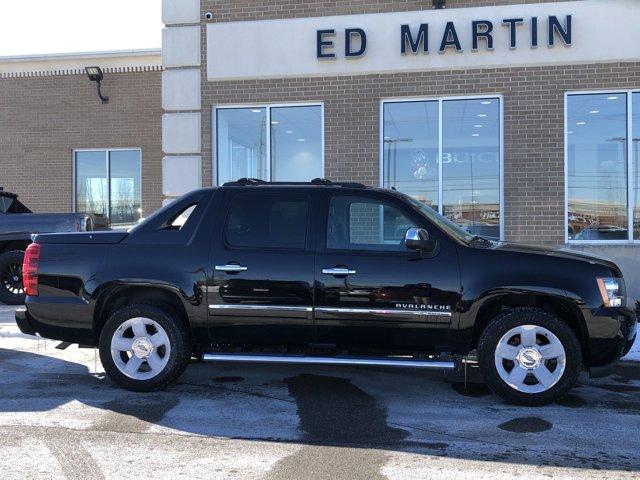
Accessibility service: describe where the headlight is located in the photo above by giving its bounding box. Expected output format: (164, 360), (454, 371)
(596, 277), (624, 308)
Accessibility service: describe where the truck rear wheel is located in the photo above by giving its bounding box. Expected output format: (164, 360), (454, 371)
(99, 304), (191, 392)
(0, 251), (25, 305)
(478, 308), (581, 406)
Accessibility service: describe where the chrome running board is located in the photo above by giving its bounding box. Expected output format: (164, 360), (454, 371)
(202, 353), (455, 370)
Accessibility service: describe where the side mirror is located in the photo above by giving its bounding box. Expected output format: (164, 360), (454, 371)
(404, 227), (437, 253)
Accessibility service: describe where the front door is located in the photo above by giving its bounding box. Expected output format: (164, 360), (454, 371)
(208, 189), (316, 347)
(315, 193), (461, 352)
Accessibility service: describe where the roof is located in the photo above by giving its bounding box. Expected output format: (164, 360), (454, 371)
(0, 49), (162, 78)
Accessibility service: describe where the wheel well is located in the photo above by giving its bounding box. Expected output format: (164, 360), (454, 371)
(93, 286), (190, 342)
(471, 293), (589, 360)
(0, 240), (30, 255)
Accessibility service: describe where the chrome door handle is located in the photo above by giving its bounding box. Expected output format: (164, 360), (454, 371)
(215, 264), (248, 273)
(322, 268), (356, 276)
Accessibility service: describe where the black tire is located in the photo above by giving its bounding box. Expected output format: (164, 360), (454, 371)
(99, 304), (191, 392)
(0, 251), (25, 305)
(478, 307), (582, 406)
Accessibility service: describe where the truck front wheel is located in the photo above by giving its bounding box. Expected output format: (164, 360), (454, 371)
(478, 308), (581, 406)
(0, 250), (25, 305)
(99, 304), (191, 392)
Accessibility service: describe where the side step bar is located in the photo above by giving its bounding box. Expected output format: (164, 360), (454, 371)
(202, 353), (455, 370)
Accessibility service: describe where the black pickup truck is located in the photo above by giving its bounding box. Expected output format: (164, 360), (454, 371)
(15, 180), (637, 405)
(0, 188), (107, 304)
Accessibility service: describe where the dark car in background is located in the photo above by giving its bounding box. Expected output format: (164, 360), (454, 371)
(0, 188), (108, 304)
(14, 180), (638, 405)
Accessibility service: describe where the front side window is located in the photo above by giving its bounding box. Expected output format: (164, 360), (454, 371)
(75, 149), (141, 226)
(225, 193), (310, 249)
(216, 105), (323, 185)
(327, 196), (415, 252)
(383, 97), (501, 240)
(567, 92), (638, 242)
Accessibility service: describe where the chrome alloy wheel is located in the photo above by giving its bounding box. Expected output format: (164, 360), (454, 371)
(110, 317), (171, 380)
(494, 324), (566, 394)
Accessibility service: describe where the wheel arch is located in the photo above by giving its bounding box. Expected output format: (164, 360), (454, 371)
(470, 290), (590, 363)
(0, 239), (30, 255)
(92, 284), (191, 343)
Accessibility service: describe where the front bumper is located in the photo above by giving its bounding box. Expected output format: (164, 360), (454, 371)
(584, 305), (637, 371)
(15, 307), (37, 336)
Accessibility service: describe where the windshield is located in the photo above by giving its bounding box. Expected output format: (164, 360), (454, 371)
(399, 193), (481, 245)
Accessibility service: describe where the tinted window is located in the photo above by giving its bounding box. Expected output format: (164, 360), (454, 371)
(327, 196), (415, 251)
(0, 196), (13, 213)
(226, 194), (309, 249)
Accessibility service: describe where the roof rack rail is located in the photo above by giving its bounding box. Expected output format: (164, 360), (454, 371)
(222, 178), (366, 188)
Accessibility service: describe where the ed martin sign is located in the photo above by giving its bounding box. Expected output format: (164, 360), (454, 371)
(316, 16), (571, 59)
(207, 1), (640, 81)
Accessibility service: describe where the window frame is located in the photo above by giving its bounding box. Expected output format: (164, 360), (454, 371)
(72, 148), (143, 226)
(564, 89), (639, 244)
(379, 94), (505, 242)
(213, 102), (325, 186)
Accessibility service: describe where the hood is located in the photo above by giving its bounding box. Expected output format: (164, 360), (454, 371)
(489, 242), (621, 274)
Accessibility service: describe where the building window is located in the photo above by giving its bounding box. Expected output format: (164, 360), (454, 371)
(382, 96), (502, 240)
(74, 149), (142, 227)
(566, 91), (639, 242)
(215, 104), (323, 185)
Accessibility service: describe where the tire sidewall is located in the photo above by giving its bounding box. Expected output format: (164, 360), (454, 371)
(99, 304), (190, 392)
(478, 309), (582, 406)
(0, 250), (25, 305)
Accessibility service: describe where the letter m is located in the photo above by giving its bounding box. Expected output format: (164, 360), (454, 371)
(401, 24), (428, 54)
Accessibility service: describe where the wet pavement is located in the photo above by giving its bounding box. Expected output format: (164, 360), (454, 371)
(0, 303), (639, 479)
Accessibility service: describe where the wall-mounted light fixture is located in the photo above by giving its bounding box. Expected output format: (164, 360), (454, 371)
(85, 66), (109, 104)
(433, 0), (446, 8)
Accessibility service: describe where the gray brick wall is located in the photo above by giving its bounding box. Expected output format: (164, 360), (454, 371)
(201, 63), (640, 246)
(0, 70), (163, 216)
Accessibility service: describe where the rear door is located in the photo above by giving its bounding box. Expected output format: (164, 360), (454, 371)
(207, 188), (317, 347)
(314, 192), (461, 351)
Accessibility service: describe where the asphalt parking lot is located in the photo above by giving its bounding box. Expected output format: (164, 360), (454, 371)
(0, 303), (638, 480)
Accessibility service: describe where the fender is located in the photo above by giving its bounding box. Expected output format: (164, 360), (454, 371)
(457, 285), (589, 353)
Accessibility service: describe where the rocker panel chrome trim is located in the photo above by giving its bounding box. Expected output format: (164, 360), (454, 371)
(202, 353), (456, 369)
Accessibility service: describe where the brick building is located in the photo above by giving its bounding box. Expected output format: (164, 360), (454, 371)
(0, 50), (163, 225)
(1, 0), (640, 297)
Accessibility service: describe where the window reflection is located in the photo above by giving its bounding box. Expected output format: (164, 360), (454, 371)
(271, 106), (323, 181)
(443, 99), (501, 239)
(110, 150), (142, 225)
(75, 151), (108, 217)
(382, 98), (501, 240)
(383, 101), (439, 211)
(634, 93), (640, 240)
(75, 150), (141, 226)
(216, 108), (268, 185)
(567, 94), (628, 240)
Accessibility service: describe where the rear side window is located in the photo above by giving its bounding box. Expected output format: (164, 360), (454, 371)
(225, 193), (310, 249)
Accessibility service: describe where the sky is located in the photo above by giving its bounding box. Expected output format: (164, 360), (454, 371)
(0, 0), (162, 57)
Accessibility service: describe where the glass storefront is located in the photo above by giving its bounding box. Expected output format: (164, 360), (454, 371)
(216, 104), (323, 185)
(75, 149), (142, 226)
(567, 92), (639, 242)
(383, 97), (502, 239)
